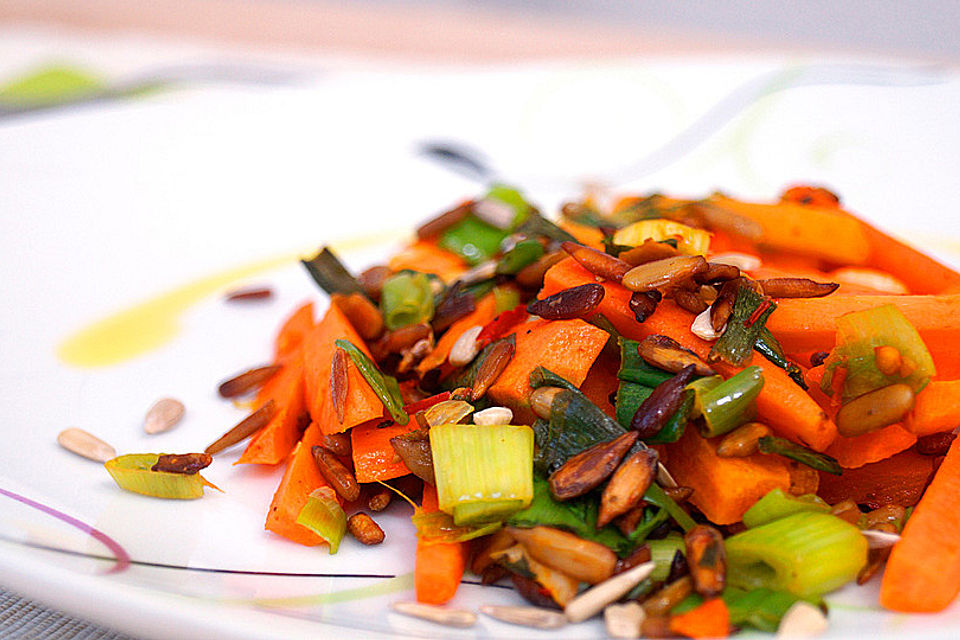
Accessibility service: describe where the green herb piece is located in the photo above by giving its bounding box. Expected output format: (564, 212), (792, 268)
(695, 366), (764, 438)
(104, 454), (215, 499)
(627, 507), (670, 544)
(756, 329), (808, 389)
(644, 389), (694, 444)
(380, 271), (435, 330)
(296, 487), (347, 554)
(645, 482), (696, 532)
(484, 184), (534, 229)
(334, 339), (408, 424)
(758, 436), (842, 475)
(615, 381), (653, 429)
(742, 488), (831, 529)
(726, 511), (867, 599)
(528, 366), (581, 392)
(411, 509), (502, 544)
(618, 338), (673, 386)
(430, 423), (534, 525)
(438, 215), (509, 265)
(709, 285), (777, 366)
(301, 246), (365, 297)
(649, 534), (686, 582)
(515, 212), (577, 243)
(560, 201), (612, 228)
(672, 588), (807, 633)
(496, 239), (544, 275)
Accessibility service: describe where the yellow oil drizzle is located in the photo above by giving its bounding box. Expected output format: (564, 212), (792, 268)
(57, 230), (402, 368)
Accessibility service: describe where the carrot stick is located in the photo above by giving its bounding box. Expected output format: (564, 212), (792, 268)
(388, 240), (467, 283)
(905, 380), (960, 436)
(416, 292), (498, 375)
(350, 419), (416, 483)
(264, 423), (336, 546)
(669, 598), (730, 638)
(237, 348), (307, 465)
(302, 304), (385, 435)
(825, 423), (917, 469)
(558, 218), (605, 249)
(274, 301), (315, 359)
(880, 437), (960, 612)
(415, 484), (468, 605)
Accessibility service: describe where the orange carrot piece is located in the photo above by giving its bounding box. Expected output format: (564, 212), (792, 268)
(880, 437), (960, 612)
(579, 344), (620, 419)
(558, 218), (605, 249)
(274, 301), (315, 359)
(905, 380), (960, 436)
(816, 448), (935, 509)
(237, 348), (307, 465)
(669, 598), (730, 638)
(825, 423), (917, 469)
(264, 423), (336, 546)
(417, 292), (499, 375)
(302, 304), (384, 435)
(487, 317), (609, 423)
(665, 429), (793, 526)
(351, 418), (416, 483)
(415, 484), (468, 604)
(388, 240), (467, 283)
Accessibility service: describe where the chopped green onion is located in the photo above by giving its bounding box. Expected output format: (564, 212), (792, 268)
(756, 329), (807, 389)
(296, 487), (346, 554)
(380, 271), (435, 330)
(496, 239), (544, 275)
(644, 389), (694, 444)
(627, 507), (670, 544)
(105, 454), (217, 499)
(492, 285), (521, 312)
(695, 366), (764, 438)
(742, 488), (830, 529)
(757, 436), (841, 475)
(615, 380), (653, 428)
(438, 215), (509, 265)
(649, 534), (686, 582)
(411, 510), (501, 544)
(709, 285), (777, 366)
(334, 339), (408, 425)
(300, 246), (365, 297)
(645, 482), (697, 532)
(484, 183), (534, 229)
(618, 338), (673, 387)
(726, 511), (867, 599)
(515, 212), (577, 243)
(687, 375), (723, 415)
(430, 423), (534, 525)
(528, 366), (581, 392)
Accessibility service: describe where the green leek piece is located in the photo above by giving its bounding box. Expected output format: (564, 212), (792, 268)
(380, 271), (435, 330)
(296, 487), (347, 554)
(687, 375), (723, 418)
(334, 339), (408, 424)
(742, 488), (830, 529)
(105, 454), (216, 499)
(560, 201), (611, 228)
(644, 389), (694, 444)
(515, 212), (577, 244)
(411, 510), (501, 545)
(726, 511), (867, 599)
(649, 534), (686, 582)
(627, 507), (670, 544)
(645, 482), (697, 532)
(484, 184), (533, 229)
(528, 366), (581, 392)
(618, 338), (674, 387)
(430, 423), (534, 525)
(696, 366), (764, 438)
(438, 215), (508, 265)
(496, 239), (544, 275)
(507, 476), (629, 554)
(709, 286), (777, 366)
(758, 436), (842, 475)
(301, 246), (365, 297)
(756, 329), (807, 390)
(615, 381), (653, 428)
(822, 303), (936, 400)
(493, 285), (522, 312)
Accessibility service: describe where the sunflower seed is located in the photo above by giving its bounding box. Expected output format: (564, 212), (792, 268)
(57, 428), (116, 462)
(691, 308), (722, 341)
(448, 325), (483, 367)
(604, 602), (645, 639)
(710, 252), (762, 272)
(218, 365), (282, 398)
(564, 561), (656, 623)
(473, 406), (513, 426)
(776, 601), (827, 637)
(480, 605), (567, 629)
(144, 398), (185, 434)
(861, 529), (900, 549)
(391, 601), (477, 627)
(657, 462), (678, 488)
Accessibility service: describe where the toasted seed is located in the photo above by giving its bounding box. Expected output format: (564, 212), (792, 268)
(390, 430), (435, 484)
(527, 283), (605, 320)
(357, 265), (392, 301)
(549, 431), (639, 500)
(564, 561), (656, 623)
(916, 430), (957, 456)
(657, 462), (678, 488)
(312, 446), (361, 502)
(622, 256), (708, 293)
(448, 325), (483, 367)
(598, 448), (658, 528)
(830, 499), (862, 525)
(691, 308), (722, 341)
(509, 526), (618, 585)
(516, 251), (566, 290)
(397, 337), (433, 374)
(642, 576), (693, 617)
(664, 486), (694, 503)
(759, 277), (839, 299)
(319, 432), (352, 457)
(717, 422), (772, 457)
(638, 335), (715, 377)
(471, 338), (515, 401)
(857, 546), (891, 585)
(391, 601), (476, 628)
(144, 397), (185, 434)
(667, 548), (690, 583)
(205, 400), (276, 455)
(151, 452), (211, 474)
(604, 602), (645, 639)
(696, 262), (741, 285)
(367, 488), (392, 512)
(347, 512), (385, 545)
(629, 290), (662, 323)
(375, 323), (432, 358)
(861, 529), (900, 549)
(776, 601), (827, 637)
(480, 604), (567, 629)
(684, 525), (726, 598)
(874, 345), (902, 377)
(473, 406), (513, 426)
(710, 252), (762, 272)
(861, 504), (906, 529)
(710, 279), (738, 331)
(530, 387), (563, 421)
(631, 365), (697, 438)
(432, 283), (477, 333)
(332, 292), (385, 341)
(217, 365), (282, 398)
(835, 384), (915, 437)
(831, 267), (909, 294)
(416, 201), (472, 239)
(331, 348), (349, 424)
(672, 288), (708, 314)
(561, 241), (632, 282)
(57, 428), (116, 462)
(224, 286), (273, 301)
(619, 239), (679, 266)
(809, 350), (830, 367)
(509, 572), (564, 609)
(614, 544), (652, 576)
(640, 615), (673, 638)
(700, 284), (719, 305)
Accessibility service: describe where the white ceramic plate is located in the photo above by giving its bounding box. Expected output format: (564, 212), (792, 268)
(3, 55), (960, 639)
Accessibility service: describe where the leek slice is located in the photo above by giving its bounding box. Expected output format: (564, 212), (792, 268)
(430, 423), (534, 525)
(742, 488), (830, 529)
(644, 482), (696, 532)
(379, 271), (435, 330)
(335, 339), (408, 424)
(496, 239), (543, 275)
(709, 285), (777, 367)
(296, 487), (346, 554)
(612, 219), (711, 255)
(105, 454), (217, 500)
(726, 512), (867, 599)
(695, 366), (764, 438)
(649, 533), (686, 582)
(300, 246), (365, 297)
(438, 215), (508, 265)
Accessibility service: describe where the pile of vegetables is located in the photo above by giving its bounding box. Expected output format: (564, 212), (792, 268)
(108, 183), (960, 636)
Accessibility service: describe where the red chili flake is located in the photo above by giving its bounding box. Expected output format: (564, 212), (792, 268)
(403, 391), (452, 415)
(744, 298), (772, 328)
(476, 304), (528, 349)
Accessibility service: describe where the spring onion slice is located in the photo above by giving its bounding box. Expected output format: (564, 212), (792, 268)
(709, 285), (777, 366)
(496, 239), (544, 275)
(742, 488), (830, 529)
(296, 487), (346, 554)
(484, 183), (534, 228)
(618, 338), (673, 387)
(379, 271), (435, 330)
(334, 339), (408, 425)
(696, 366), (764, 438)
(411, 510), (501, 545)
(430, 423), (534, 525)
(756, 329), (807, 389)
(438, 215), (509, 265)
(649, 533), (686, 582)
(726, 511), (867, 599)
(515, 212), (577, 243)
(300, 246), (365, 297)
(758, 436), (842, 475)
(105, 454), (219, 499)
(644, 482), (696, 532)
